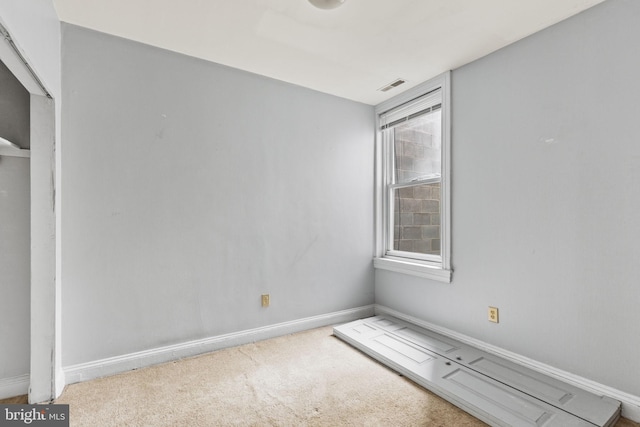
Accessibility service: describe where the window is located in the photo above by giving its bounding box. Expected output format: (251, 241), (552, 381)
(374, 73), (451, 282)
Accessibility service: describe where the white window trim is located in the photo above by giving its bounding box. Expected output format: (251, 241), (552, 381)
(374, 72), (452, 283)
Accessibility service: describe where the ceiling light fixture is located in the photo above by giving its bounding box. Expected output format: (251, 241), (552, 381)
(308, 0), (347, 10)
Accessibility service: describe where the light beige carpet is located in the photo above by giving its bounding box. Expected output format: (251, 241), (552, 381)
(52, 326), (638, 427)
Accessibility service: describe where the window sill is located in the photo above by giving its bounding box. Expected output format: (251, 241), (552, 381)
(373, 257), (452, 283)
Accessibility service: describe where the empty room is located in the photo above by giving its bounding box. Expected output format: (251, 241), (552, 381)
(0, 0), (639, 425)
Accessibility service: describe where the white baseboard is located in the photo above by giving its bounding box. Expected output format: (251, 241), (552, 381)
(0, 374), (29, 400)
(64, 305), (375, 386)
(374, 304), (640, 423)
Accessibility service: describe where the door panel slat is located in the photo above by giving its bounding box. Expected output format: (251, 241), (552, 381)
(334, 316), (621, 427)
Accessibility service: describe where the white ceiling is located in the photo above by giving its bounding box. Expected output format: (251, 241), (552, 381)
(52, 0), (605, 105)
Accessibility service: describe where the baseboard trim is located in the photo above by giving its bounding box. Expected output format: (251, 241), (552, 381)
(0, 374), (29, 400)
(374, 305), (640, 423)
(64, 305), (375, 386)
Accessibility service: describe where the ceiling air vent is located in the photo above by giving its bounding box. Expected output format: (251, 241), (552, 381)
(379, 78), (406, 92)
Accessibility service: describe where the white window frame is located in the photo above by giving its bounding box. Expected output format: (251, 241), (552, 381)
(373, 72), (452, 283)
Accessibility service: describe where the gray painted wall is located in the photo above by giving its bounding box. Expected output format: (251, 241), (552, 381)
(61, 25), (375, 365)
(0, 60), (30, 148)
(376, 0), (640, 397)
(0, 56), (30, 381)
(0, 156), (30, 379)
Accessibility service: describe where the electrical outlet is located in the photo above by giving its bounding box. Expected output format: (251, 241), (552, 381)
(261, 294), (270, 307)
(488, 307), (499, 323)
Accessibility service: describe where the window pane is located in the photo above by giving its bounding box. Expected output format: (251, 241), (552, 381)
(393, 183), (441, 255)
(393, 110), (441, 184)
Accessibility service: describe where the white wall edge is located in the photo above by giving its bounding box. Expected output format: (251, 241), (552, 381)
(0, 374), (29, 400)
(374, 305), (640, 422)
(63, 305), (375, 386)
(0, 20), (48, 97)
(54, 367), (65, 400)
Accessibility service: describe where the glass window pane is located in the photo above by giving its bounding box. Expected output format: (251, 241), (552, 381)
(393, 110), (441, 184)
(392, 183), (441, 255)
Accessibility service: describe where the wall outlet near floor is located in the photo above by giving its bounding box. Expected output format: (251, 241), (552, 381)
(261, 294), (270, 307)
(488, 306), (499, 323)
